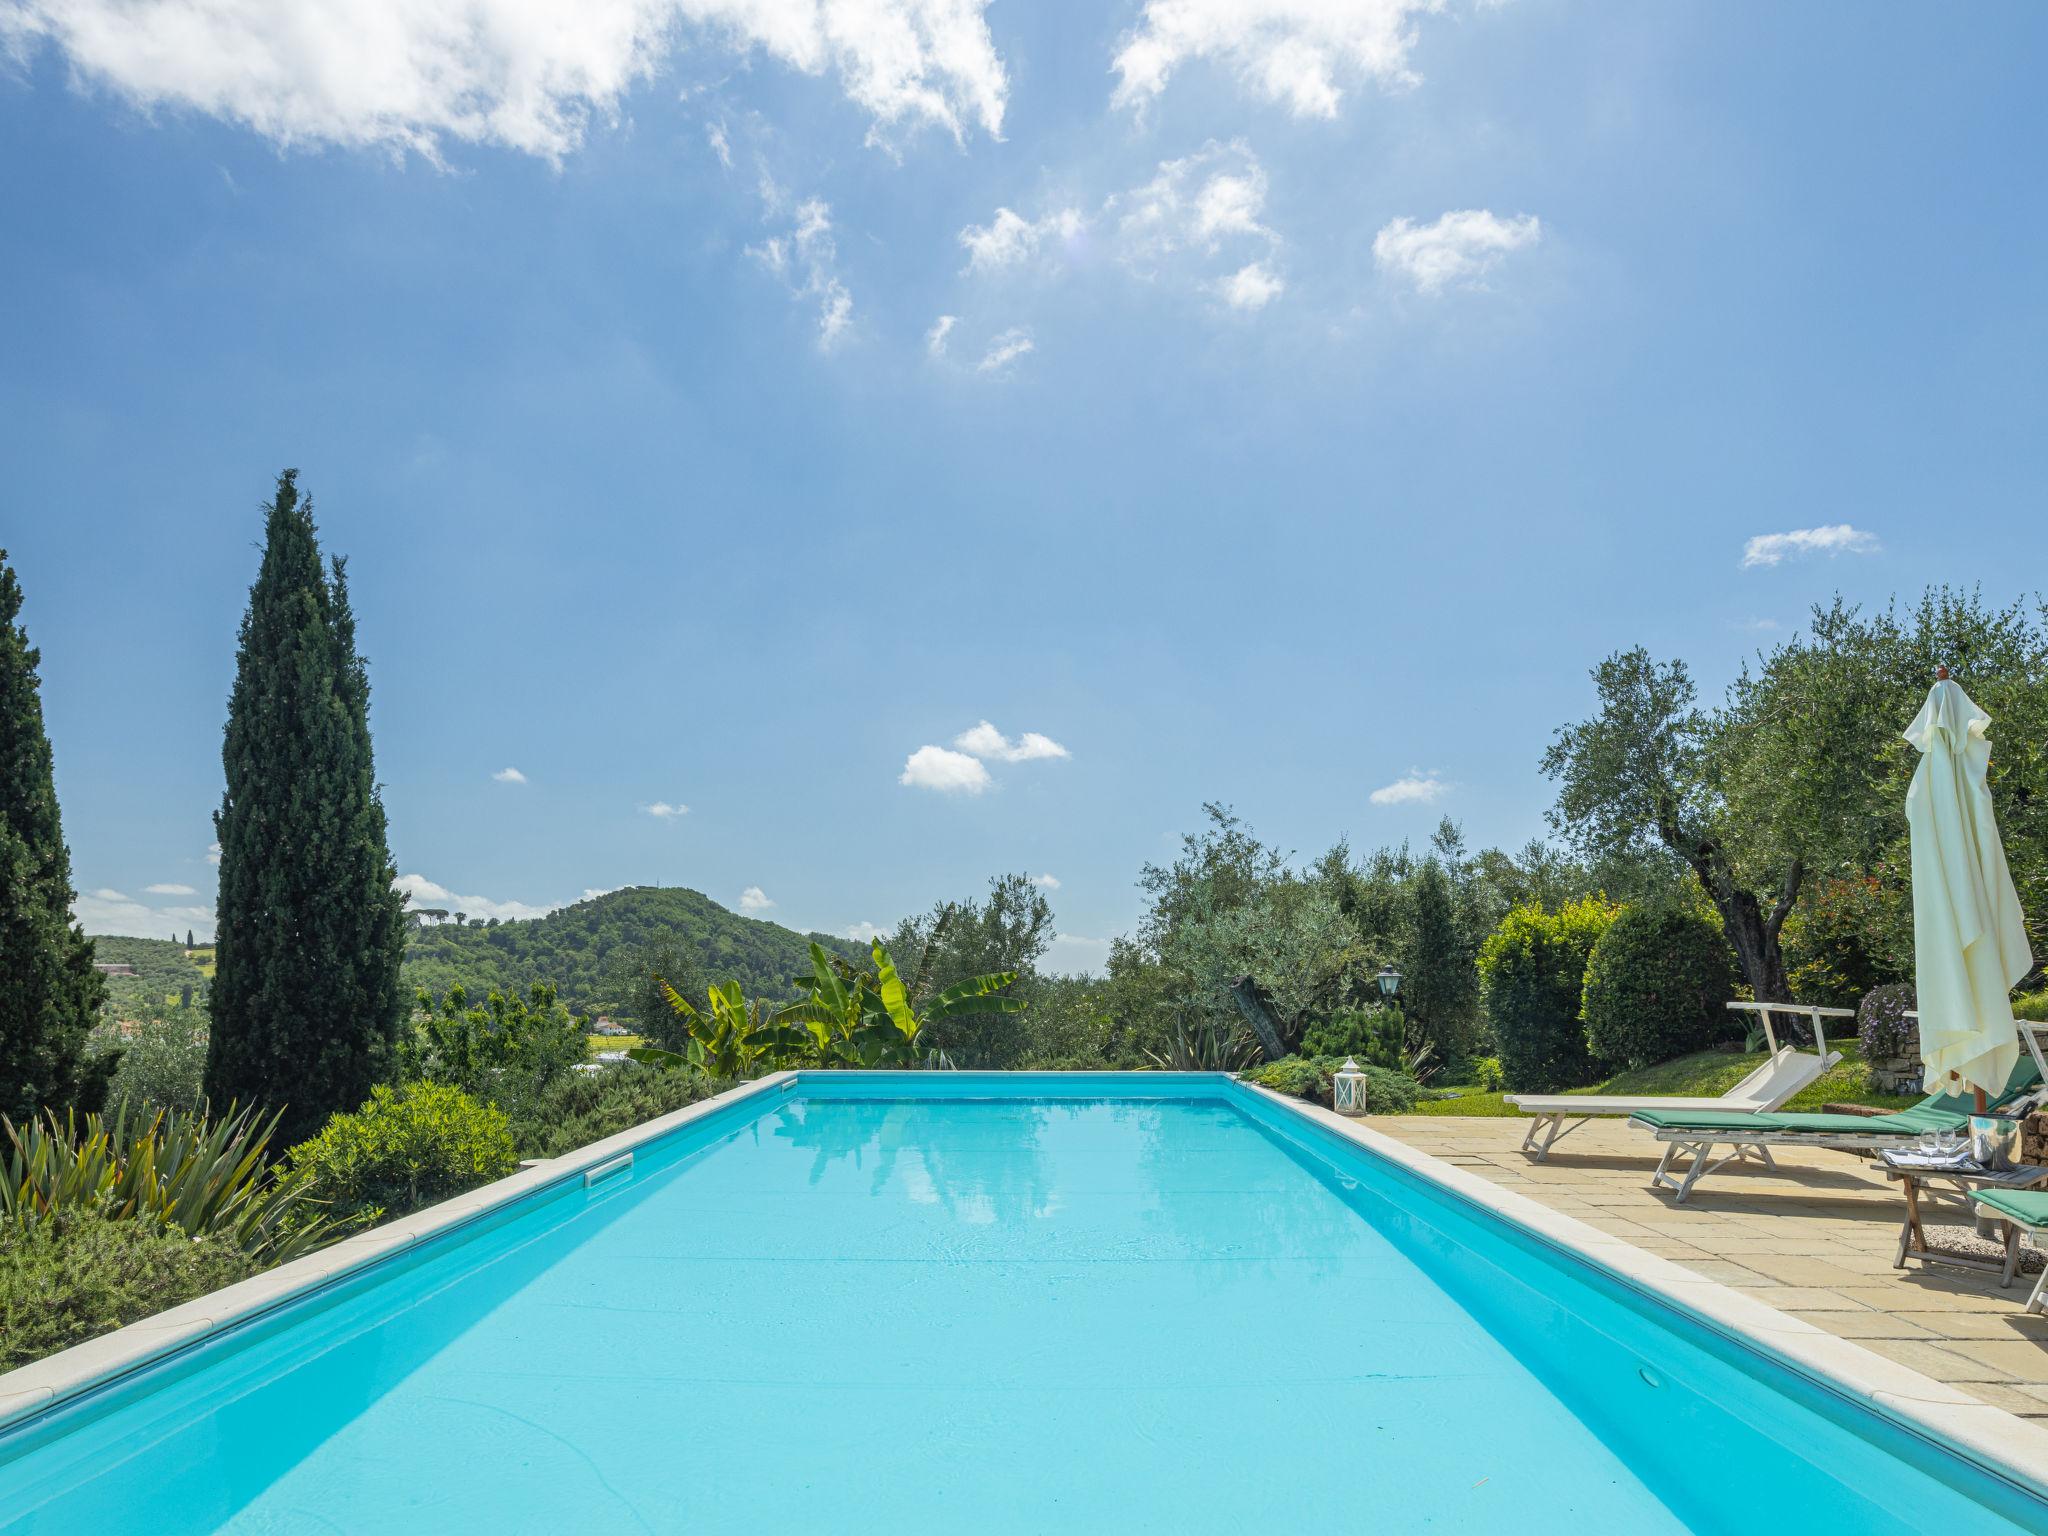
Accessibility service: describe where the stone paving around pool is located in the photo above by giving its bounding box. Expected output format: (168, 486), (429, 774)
(1367, 1114), (2048, 1423)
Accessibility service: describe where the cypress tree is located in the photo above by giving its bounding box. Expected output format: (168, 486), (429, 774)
(206, 472), (405, 1144)
(0, 550), (111, 1119)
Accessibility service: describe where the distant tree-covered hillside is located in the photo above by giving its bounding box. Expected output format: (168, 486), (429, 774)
(87, 936), (212, 1023)
(401, 886), (860, 1022)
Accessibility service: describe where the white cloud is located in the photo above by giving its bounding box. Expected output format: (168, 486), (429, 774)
(841, 920), (886, 942)
(206, 841), (221, 866)
(706, 119), (732, 167)
(1045, 933), (1112, 975)
(1373, 209), (1541, 295)
(738, 885), (775, 913)
(394, 873), (558, 923)
(954, 720), (1069, 762)
(958, 206), (1083, 274)
(642, 800), (690, 819)
(1119, 141), (1276, 264)
(899, 745), (992, 793)
(1, 0), (1009, 162)
(1369, 770), (1449, 806)
(1032, 873), (1061, 889)
(75, 887), (216, 941)
(492, 766), (527, 784)
(144, 882), (198, 896)
(1734, 616), (1783, 633)
(750, 197), (853, 349)
(925, 314), (957, 356)
(976, 328), (1035, 373)
(1217, 259), (1284, 310)
(582, 886), (622, 901)
(1740, 524), (1881, 570)
(1112, 0), (1445, 119)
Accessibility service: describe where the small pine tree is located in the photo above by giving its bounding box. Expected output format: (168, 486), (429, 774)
(206, 473), (406, 1145)
(1398, 858), (1483, 1071)
(186, 929), (195, 950)
(0, 550), (112, 1118)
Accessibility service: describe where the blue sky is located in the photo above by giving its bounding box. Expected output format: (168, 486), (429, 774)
(3, 2), (2044, 970)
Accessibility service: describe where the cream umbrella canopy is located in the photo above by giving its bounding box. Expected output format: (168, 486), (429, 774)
(1905, 670), (2034, 1104)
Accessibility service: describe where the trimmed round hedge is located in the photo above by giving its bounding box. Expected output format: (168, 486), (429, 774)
(1581, 903), (1738, 1071)
(1478, 898), (1616, 1094)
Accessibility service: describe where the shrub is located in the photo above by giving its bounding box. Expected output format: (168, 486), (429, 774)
(1858, 983), (1920, 1058)
(508, 1064), (730, 1161)
(98, 1017), (209, 1119)
(1473, 1056), (1505, 1092)
(288, 1082), (518, 1226)
(1581, 902), (1739, 1070)
(1478, 898), (1617, 1094)
(0, 1212), (260, 1372)
(2014, 988), (2048, 1025)
(1238, 1056), (1419, 1113)
(1, 1102), (332, 1262)
(1781, 873), (1912, 1005)
(1300, 1007), (1404, 1062)
(399, 983), (587, 1126)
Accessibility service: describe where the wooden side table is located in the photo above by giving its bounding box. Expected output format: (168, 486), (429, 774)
(1884, 1160), (2048, 1286)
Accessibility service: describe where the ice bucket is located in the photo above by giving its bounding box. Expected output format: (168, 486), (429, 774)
(1969, 1115), (2019, 1170)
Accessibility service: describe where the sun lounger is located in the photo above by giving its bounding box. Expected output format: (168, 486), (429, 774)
(1629, 1027), (2048, 1202)
(1506, 1002), (1847, 1162)
(1971, 1188), (2048, 1313)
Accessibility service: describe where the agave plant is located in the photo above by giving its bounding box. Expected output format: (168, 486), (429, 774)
(1143, 1018), (1263, 1072)
(0, 1102), (338, 1263)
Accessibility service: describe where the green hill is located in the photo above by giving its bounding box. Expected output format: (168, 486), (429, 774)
(400, 886), (860, 1022)
(87, 936), (212, 1022)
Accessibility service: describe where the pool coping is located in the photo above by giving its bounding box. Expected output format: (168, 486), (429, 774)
(0, 1069), (800, 1435)
(1235, 1080), (2048, 1501)
(4, 1069), (2047, 1506)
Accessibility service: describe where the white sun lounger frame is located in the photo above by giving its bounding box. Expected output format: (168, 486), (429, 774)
(1509, 1002), (1849, 1164)
(1639, 1020), (2048, 1203)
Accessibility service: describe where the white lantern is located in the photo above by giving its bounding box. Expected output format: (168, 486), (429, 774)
(1333, 1057), (1368, 1117)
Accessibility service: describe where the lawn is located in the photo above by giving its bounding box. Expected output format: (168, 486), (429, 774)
(587, 1033), (644, 1056)
(1400, 1040), (1920, 1118)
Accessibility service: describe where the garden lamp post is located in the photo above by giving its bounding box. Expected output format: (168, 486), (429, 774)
(1334, 1058), (1369, 1116)
(1376, 965), (1402, 1002)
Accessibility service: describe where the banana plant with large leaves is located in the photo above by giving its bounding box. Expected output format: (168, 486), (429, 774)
(775, 940), (1024, 1069)
(628, 979), (806, 1077)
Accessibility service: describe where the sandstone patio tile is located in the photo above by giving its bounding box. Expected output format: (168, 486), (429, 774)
(1897, 1310), (2048, 1341)
(1671, 1259), (1776, 1286)
(1858, 1338), (1998, 1380)
(1730, 1286), (1872, 1312)
(1783, 1309), (1938, 1340)
(1937, 1380), (2048, 1416)
(1938, 1339), (2048, 1379)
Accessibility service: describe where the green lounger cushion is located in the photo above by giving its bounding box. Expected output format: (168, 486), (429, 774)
(1975, 1189), (2048, 1229)
(1632, 1052), (2042, 1137)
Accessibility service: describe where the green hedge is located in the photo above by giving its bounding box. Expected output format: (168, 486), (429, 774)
(288, 1081), (518, 1226)
(507, 1064), (731, 1161)
(1240, 1056), (1419, 1113)
(1581, 903), (1738, 1070)
(0, 1213), (258, 1372)
(1478, 898), (1616, 1094)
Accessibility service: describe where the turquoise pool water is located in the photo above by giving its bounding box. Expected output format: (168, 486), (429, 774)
(1, 1075), (2042, 1532)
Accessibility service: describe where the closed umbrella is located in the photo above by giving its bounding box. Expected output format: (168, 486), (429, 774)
(1904, 670), (2034, 1105)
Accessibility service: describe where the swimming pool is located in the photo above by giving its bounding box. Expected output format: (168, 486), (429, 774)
(2, 1072), (2044, 1532)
